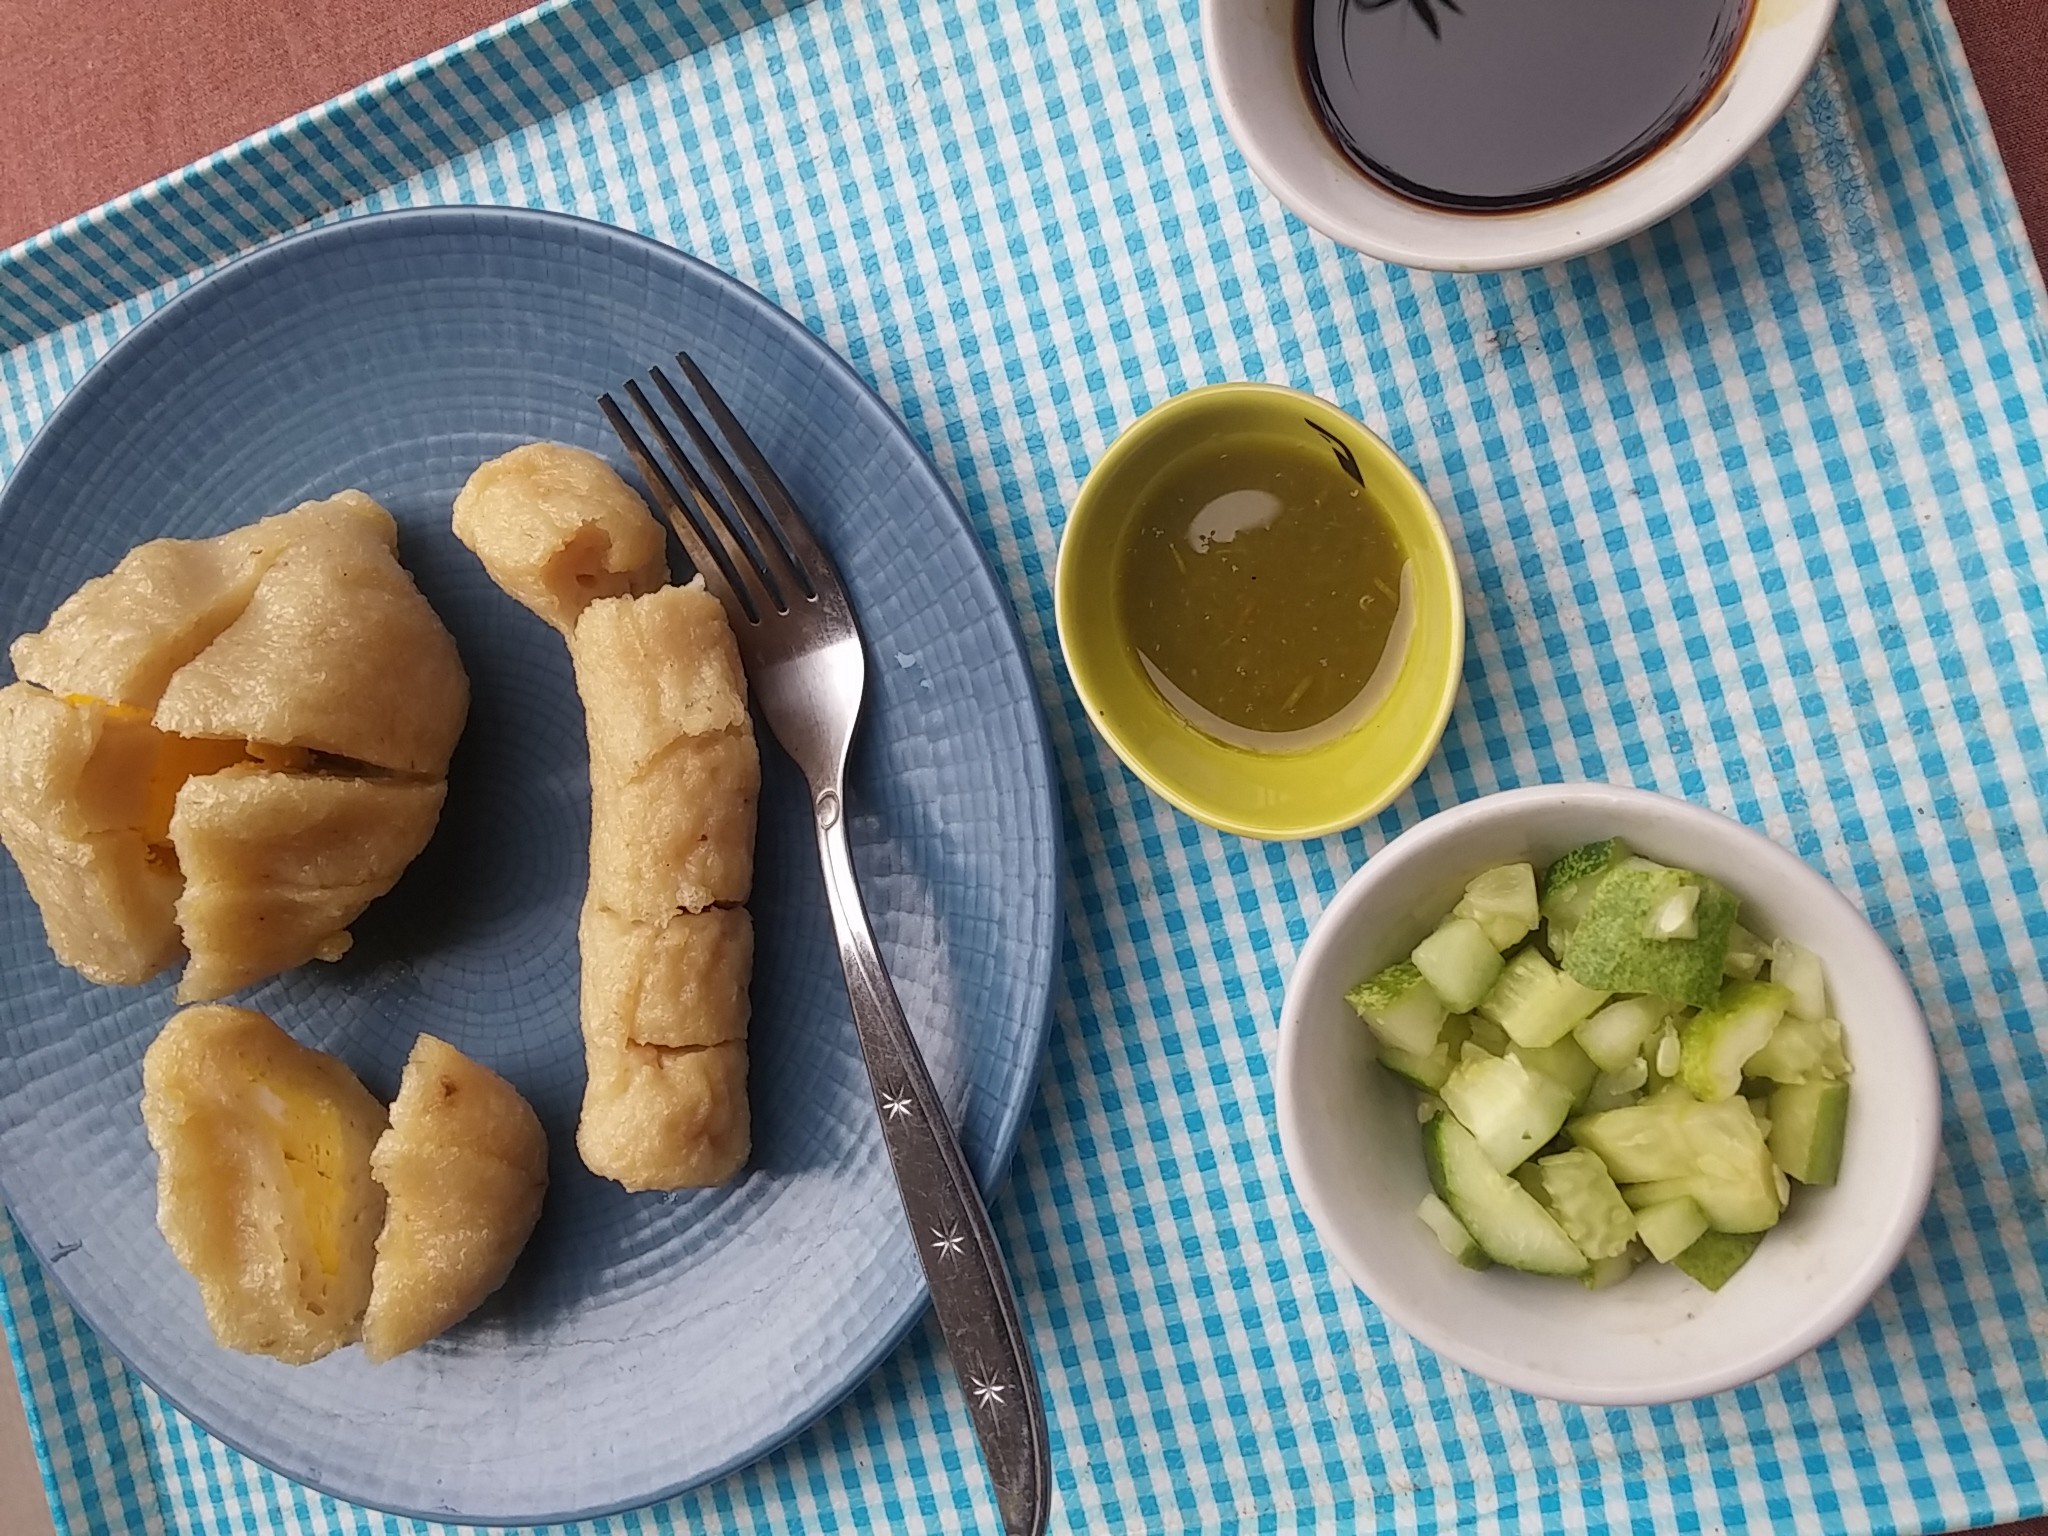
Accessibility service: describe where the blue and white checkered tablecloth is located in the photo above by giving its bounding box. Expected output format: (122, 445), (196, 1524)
(3, 0), (2046, 1530)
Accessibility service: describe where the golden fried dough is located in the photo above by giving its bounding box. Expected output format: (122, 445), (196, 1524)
(0, 493), (466, 995)
(170, 767), (447, 1003)
(577, 1035), (749, 1194)
(0, 684), (185, 983)
(153, 493), (468, 778)
(141, 1006), (387, 1365)
(362, 1036), (548, 1364)
(571, 582), (750, 775)
(451, 442), (668, 635)
(581, 904), (752, 1051)
(455, 444), (756, 1190)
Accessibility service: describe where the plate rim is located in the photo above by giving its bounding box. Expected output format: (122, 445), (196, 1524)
(0, 203), (1063, 1525)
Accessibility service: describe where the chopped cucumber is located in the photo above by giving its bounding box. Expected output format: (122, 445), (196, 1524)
(1539, 838), (1630, 926)
(1582, 1057), (1649, 1112)
(1560, 864), (1738, 1008)
(1417, 1193), (1490, 1269)
(1423, 1114), (1588, 1275)
(1477, 948), (1610, 1048)
(1464, 1012), (1512, 1057)
(1346, 962), (1449, 1056)
(1581, 1243), (1644, 1290)
(1744, 1014), (1851, 1084)
(1440, 1052), (1576, 1173)
(1379, 1039), (1455, 1093)
(1454, 862), (1540, 951)
(1634, 1196), (1710, 1263)
(1672, 1229), (1763, 1291)
(1723, 921), (1768, 980)
(1768, 937), (1827, 1021)
(1768, 1079), (1850, 1185)
(1569, 1099), (1697, 1183)
(1619, 1176), (1694, 1209)
(1412, 916), (1506, 1013)
(1574, 995), (1676, 1072)
(1509, 1034), (1599, 1107)
(1678, 980), (1791, 1102)
(1537, 1149), (1636, 1259)
(1357, 836), (1855, 1291)
(1676, 1097), (1783, 1231)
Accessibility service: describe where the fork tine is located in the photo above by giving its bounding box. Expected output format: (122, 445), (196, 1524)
(652, 363), (817, 604)
(673, 352), (831, 597)
(598, 390), (757, 623)
(619, 379), (783, 623)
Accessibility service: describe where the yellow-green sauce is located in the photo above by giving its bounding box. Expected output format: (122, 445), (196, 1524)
(1116, 430), (1414, 752)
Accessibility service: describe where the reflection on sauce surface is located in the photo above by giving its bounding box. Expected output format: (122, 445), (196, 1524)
(1116, 429), (1413, 753)
(1301, 0), (1754, 211)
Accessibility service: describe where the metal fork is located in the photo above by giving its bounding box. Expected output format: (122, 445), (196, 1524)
(602, 355), (1050, 1536)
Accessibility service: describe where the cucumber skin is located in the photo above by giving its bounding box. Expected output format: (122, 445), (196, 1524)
(1540, 838), (1630, 916)
(1558, 867), (1738, 1009)
(1678, 980), (1791, 1103)
(1768, 1079), (1850, 1185)
(1346, 962), (1449, 1056)
(1424, 1114), (1589, 1276)
(1672, 1229), (1764, 1291)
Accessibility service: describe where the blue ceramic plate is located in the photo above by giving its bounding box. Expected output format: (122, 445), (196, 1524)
(0, 208), (1058, 1524)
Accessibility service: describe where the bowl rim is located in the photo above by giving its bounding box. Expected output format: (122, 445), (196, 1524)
(1200, 0), (1842, 272)
(1053, 380), (1466, 841)
(1276, 781), (1944, 1404)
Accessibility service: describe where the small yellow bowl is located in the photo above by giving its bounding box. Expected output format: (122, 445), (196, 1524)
(1055, 382), (1465, 841)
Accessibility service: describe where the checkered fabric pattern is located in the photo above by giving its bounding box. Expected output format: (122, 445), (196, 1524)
(3, 0), (2046, 1530)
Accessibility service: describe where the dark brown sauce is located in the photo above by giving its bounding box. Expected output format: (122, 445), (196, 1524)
(1301, 0), (1754, 213)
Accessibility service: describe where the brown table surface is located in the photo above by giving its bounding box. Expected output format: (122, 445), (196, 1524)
(0, 1), (2042, 1533)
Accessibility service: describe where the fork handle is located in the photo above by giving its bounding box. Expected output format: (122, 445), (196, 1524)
(812, 788), (1051, 1536)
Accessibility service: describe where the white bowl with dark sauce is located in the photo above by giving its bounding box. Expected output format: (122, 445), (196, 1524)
(1203, 0), (1838, 271)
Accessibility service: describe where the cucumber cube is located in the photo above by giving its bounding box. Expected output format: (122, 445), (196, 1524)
(1723, 922), (1768, 980)
(1672, 1229), (1763, 1291)
(1582, 1057), (1649, 1112)
(1581, 1244), (1644, 1290)
(1440, 1052), (1576, 1173)
(1477, 948), (1610, 1048)
(1678, 980), (1791, 1102)
(1634, 1196), (1710, 1263)
(1454, 862), (1540, 951)
(1679, 1097), (1784, 1232)
(1537, 1148), (1636, 1259)
(1378, 1040), (1453, 1093)
(1346, 962), (1448, 1056)
(1510, 1034), (1599, 1106)
(1412, 916), (1506, 1013)
(1539, 838), (1630, 925)
(1744, 1014), (1851, 1084)
(1767, 938), (1828, 1021)
(1768, 1079), (1850, 1185)
(1559, 865), (1738, 1008)
(1417, 1193), (1490, 1269)
(1569, 1099), (1697, 1183)
(1574, 995), (1676, 1072)
(1423, 1114), (1588, 1275)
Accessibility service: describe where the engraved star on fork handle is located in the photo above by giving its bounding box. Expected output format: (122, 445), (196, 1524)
(815, 808), (1051, 1535)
